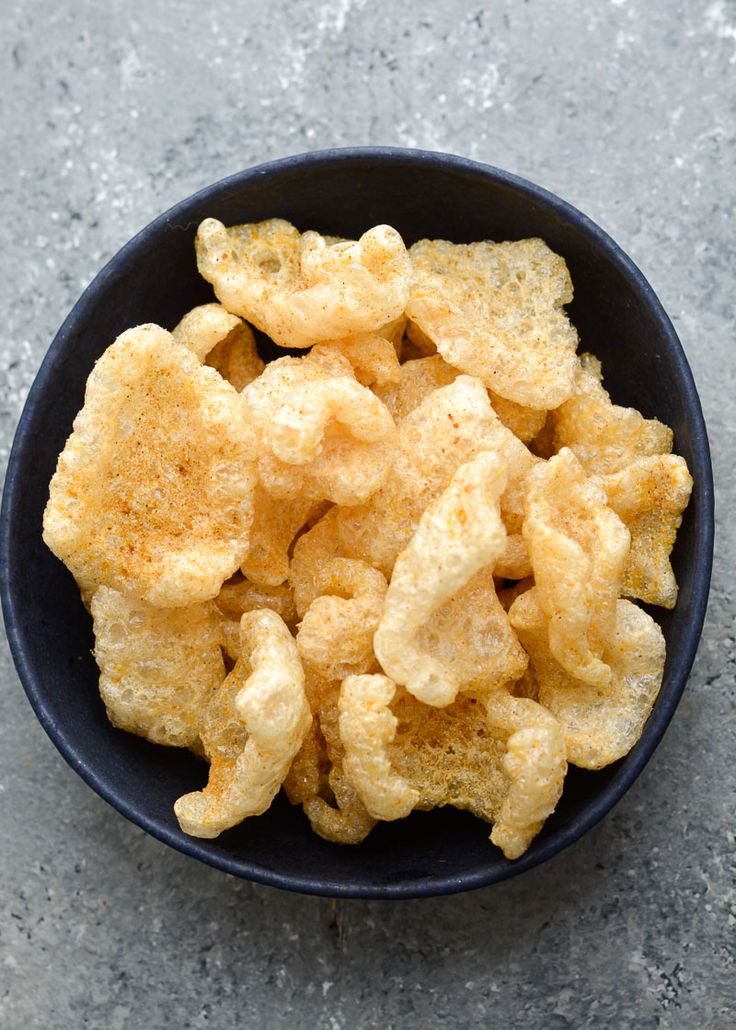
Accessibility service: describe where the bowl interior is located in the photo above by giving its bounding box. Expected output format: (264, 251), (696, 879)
(0, 150), (713, 897)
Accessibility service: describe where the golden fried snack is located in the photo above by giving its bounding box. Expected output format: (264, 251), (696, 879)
(172, 302), (241, 360)
(374, 451), (509, 706)
(332, 333), (402, 387)
(174, 610), (311, 838)
(553, 354), (673, 475)
(372, 354), (457, 421)
(291, 376), (538, 601)
(523, 448), (630, 688)
(601, 454), (693, 608)
(214, 575), (298, 661)
(406, 238), (578, 408)
(241, 486), (322, 587)
(484, 688), (567, 859)
(196, 218), (410, 348)
(510, 588), (666, 769)
(243, 345), (396, 506)
(296, 558), (387, 681)
(43, 324), (258, 607)
(91, 587), (225, 748)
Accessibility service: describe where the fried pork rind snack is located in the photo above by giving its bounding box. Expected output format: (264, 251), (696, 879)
(91, 587), (225, 748)
(172, 303), (241, 360)
(601, 454), (693, 609)
(173, 303), (265, 391)
(174, 609), (310, 838)
(332, 333), (402, 387)
(296, 558), (387, 681)
(196, 218), (410, 348)
(406, 238), (578, 408)
(291, 375), (538, 602)
(241, 486), (322, 587)
(553, 354), (673, 475)
(43, 324), (258, 607)
(509, 588), (666, 769)
(243, 345), (396, 506)
(484, 689), (567, 859)
(523, 448), (630, 688)
(215, 576), (298, 661)
(374, 451), (511, 706)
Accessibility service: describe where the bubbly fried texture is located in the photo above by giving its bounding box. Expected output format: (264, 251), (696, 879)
(553, 354), (673, 475)
(523, 448), (630, 688)
(206, 324), (264, 391)
(241, 487), (321, 587)
(243, 344), (396, 506)
(510, 589), (666, 769)
(332, 333), (402, 386)
(375, 451), (510, 706)
(484, 689), (567, 859)
(43, 324), (258, 607)
(601, 454), (693, 608)
(174, 610), (310, 838)
(91, 587), (225, 748)
(172, 303), (242, 360)
(196, 218), (410, 348)
(215, 576), (298, 661)
(297, 558), (387, 681)
(406, 238), (578, 408)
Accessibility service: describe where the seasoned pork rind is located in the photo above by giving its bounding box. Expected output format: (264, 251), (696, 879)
(523, 448), (630, 688)
(241, 487), (322, 587)
(374, 451), (511, 706)
(173, 303), (265, 390)
(215, 576), (298, 661)
(406, 238), (578, 408)
(332, 333), (402, 387)
(174, 610), (311, 838)
(172, 303), (241, 360)
(510, 588), (666, 769)
(43, 324), (258, 607)
(601, 454), (693, 608)
(553, 354), (673, 475)
(291, 375), (538, 596)
(296, 558), (387, 681)
(196, 218), (410, 348)
(242, 345), (396, 506)
(91, 586), (225, 748)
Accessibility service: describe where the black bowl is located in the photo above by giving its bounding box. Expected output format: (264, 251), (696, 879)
(0, 149), (714, 898)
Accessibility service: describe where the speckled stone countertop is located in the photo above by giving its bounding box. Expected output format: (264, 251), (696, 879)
(1, 2), (733, 1027)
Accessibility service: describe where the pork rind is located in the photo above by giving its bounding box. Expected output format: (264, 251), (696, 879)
(43, 324), (258, 607)
(509, 589), (666, 769)
(332, 333), (402, 387)
(174, 609), (311, 838)
(374, 451), (511, 706)
(241, 487), (321, 586)
(484, 689), (567, 859)
(215, 576), (298, 660)
(296, 558), (387, 681)
(406, 238), (578, 408)
(291, 376), (538, 600)
(601, 454), (693, 608)
(196, 218), (410, 348)
(91, 586), (225, 748)
(553, 354), (673, 475)
(172, 303), (242, 360)
(523, 448), (630, 688)
(242, 345), (396, 506)
(173, 303), (265, 390)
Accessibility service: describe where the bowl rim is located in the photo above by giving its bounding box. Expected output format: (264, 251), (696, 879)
(0, 146), (715, 899)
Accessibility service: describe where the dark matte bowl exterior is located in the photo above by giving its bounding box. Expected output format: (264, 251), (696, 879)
(0, 149), (714, 898)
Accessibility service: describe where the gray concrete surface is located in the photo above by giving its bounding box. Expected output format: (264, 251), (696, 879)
(1, 1), (734, 1027)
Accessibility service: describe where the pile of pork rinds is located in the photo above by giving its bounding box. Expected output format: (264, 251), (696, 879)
(43, 218), (693, 859)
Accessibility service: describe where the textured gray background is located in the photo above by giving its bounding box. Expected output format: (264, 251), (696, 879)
(1, 1), (734, 1028)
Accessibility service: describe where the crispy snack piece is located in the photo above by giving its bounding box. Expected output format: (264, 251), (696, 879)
(601, 454), (693, 608)
(174, 609), (311, 838)
(406, 237), (578, 408)
(243, 345), (396, 506)
(374, 451), (510, 706)
(291, 376), (538, 606)
(497, 576), (535, 612)
(510, 589), (666, 769)
(172, 303), (241, 360)
(242, 486), (322, 587)
(91, 586), (225, 748)
(215, 576), (298, 660)
(484, 688), (567, 859)
(523, 448), (630, 688)
(296, 558), (387, 681)
(487, 392), (548, 444)
(553, 354), (673, 475)
(332, 333), (402, 387)
(196, 218), (410, 348)
(43, 324), (258, 607)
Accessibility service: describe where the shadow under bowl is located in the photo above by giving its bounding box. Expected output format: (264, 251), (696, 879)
(0, 148), (714, 898)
